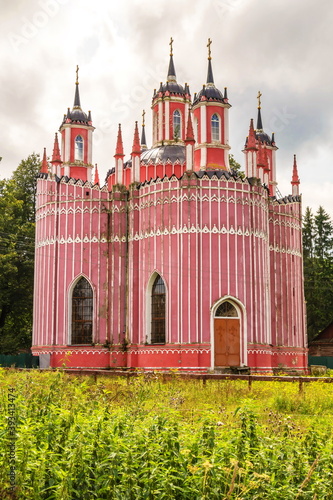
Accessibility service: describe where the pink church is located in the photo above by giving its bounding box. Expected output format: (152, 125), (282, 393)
(32, 41), (308, 372)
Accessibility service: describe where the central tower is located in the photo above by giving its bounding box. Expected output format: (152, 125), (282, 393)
(151, 38), (191, 147)
(192, 39), (231, 170)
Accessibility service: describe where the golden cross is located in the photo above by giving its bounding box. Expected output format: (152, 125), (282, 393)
(76, 65), (79, 85)
(207, 38), (212, 60)
(142, 109), (145, 127)
(257, 90), (262, 109)
(169, 37), (174, 56)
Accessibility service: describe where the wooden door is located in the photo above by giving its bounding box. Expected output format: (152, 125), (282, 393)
(214, 318), (240, 366)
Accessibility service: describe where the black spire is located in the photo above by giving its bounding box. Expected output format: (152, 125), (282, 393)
(62, 66), (90, 126)
(257, 107), (263, 130)
(74, 83), (81, 108)
(167, 37), (176, 82)
(256, 91), (263, 130)
(167, 54), (177, 82)
(73, 65), (81, 108)
(254, 92), (273, 145)
(207, 58), (214, 85)
(167, 55), (176, 82)
(141, 110), (147, 150)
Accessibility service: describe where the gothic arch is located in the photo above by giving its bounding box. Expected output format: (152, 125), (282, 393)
(210, 296), (247, 368)
(146, 272), (167, 344)
(68, 275), (94, 345)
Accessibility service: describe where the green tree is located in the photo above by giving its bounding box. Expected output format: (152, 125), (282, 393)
(302, 207), (315, 260)
(229, 154), (245, 178)
(314, 206), (333, 260)
(0, 154), (40, 353)
(11, 152), (40, 223)
(303, 206), (333, 342)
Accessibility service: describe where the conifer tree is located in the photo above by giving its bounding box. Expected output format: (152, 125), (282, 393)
(314, 206), (333, 260)
(302, 207), (314, 260)
(303, 205), (333, 341)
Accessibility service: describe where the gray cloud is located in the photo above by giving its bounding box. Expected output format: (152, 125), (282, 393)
(0, 0), (332, 214)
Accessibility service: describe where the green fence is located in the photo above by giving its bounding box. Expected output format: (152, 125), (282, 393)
(0, 354), (332, 370)
(308, 355), (333, 369)
(0, 353), (39, 368)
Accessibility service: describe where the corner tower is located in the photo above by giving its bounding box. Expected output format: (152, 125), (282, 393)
(59, 66), (95, 181)
(192, 39), (231, 170)
(244, 92), (278, 195)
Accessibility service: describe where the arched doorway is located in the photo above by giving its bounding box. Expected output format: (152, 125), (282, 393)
(214, 301), (240, 367)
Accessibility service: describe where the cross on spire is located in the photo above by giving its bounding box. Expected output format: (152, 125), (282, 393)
(207, 38), (212, 60)
(169, 37), (173, 56)
(76, 65), (79, 85)
(257, 90), (262, 109)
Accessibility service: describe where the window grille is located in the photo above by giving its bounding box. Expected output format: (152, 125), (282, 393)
(211, 114), (220, 142)
(215, 301), (238, 318)
(173, 110), (181, 140)
(151, 275), (166, 343)
(71, 277), (93, 344)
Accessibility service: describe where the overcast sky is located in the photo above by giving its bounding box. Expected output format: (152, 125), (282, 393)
(1, 0), (333, 215)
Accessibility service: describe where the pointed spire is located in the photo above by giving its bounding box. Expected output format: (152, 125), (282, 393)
(167, 37), (177, 82)
(292, 154), (300, 184)
(115, 124), (124, 157)
(206, 38), (214, 84)
(94, 164), (100, 185)
(257, 108), (263, 131)
(73, 84), (81, 108)
(256, 91), (263, 130)
(246, 119), (257, 149)
(207, 59), (214, 85)
(41, 148), (48, 173)
(51, 133), (62, 164)
(185, 109), (195, 143)
(291, 154), (300, 195)
(132, 121), (141, 155)
(74, 65), (81, 108)
(141, 110), (147, 150)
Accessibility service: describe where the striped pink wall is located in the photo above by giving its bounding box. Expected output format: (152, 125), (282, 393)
(33, 174), (307, 372)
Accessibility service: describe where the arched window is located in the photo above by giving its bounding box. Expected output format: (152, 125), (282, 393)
(151, 275), (166, 343)
(173, 110), (181, 140)
(215, 301), (238, 318)
(75, 135), (84, 161)
(71, 277), (93, 344)
(211, 114), (220, 142)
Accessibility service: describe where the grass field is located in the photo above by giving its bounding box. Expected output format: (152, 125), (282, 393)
(1, 369), (333, 499)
